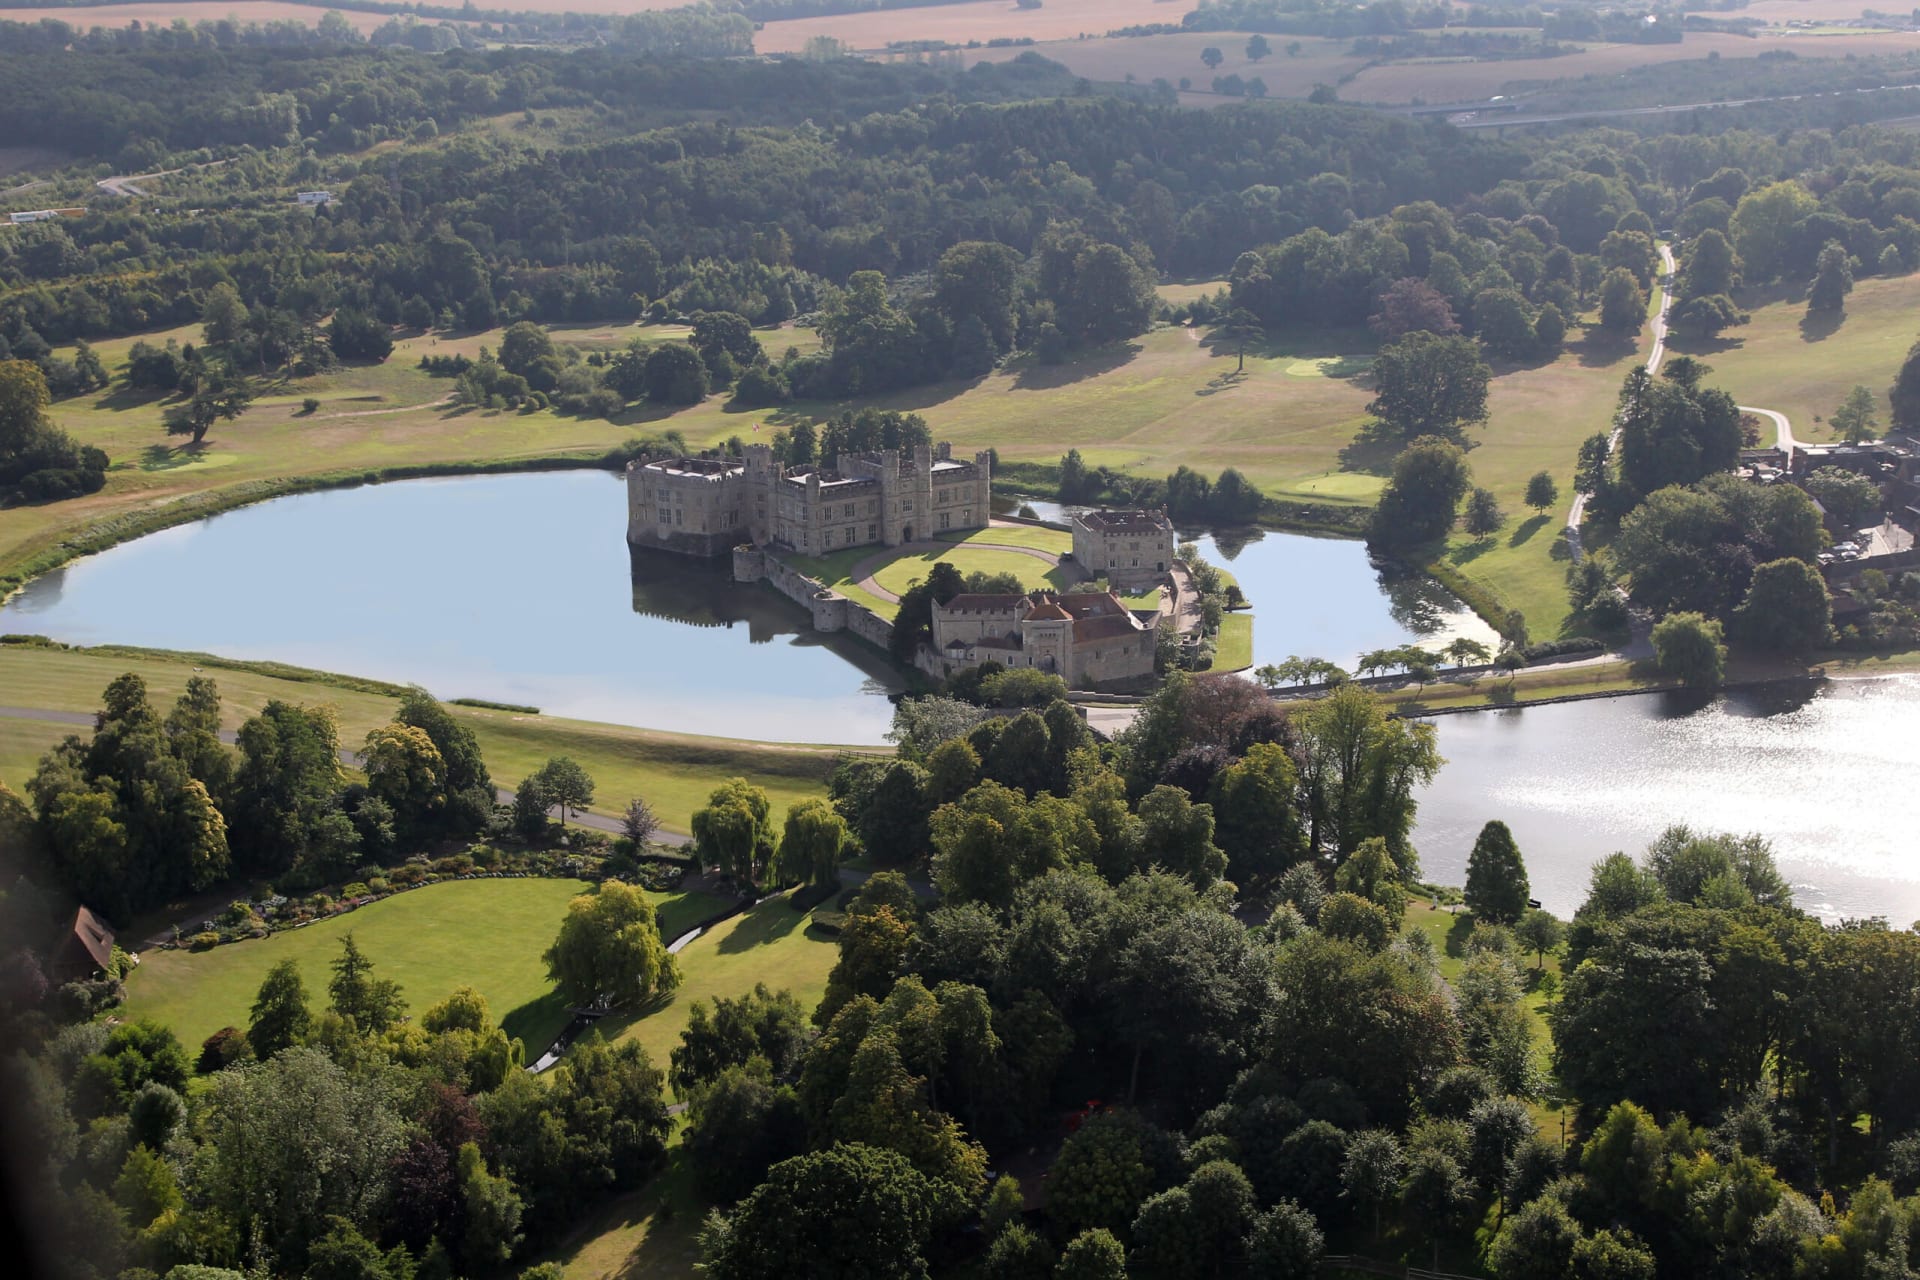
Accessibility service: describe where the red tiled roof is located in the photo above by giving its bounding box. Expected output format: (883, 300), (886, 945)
(1025, 598), (1072, 621)
(1074, 614), (1145, 642)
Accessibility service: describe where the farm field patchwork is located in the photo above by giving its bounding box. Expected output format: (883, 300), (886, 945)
(963, 32), (1371, 102)
(0, 3), (407, 34)
(122, 877), (730, 1057)
(755, 0), (1201, 55)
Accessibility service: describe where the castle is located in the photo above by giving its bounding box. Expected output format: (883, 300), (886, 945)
(927, 589), (1157, 686)
(1070, 508), (1177, 590)
(625, 441), (992, 557)
(628, 441), (1160, 688)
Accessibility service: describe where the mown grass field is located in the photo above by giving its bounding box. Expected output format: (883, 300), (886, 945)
(122, 877), (728, 1056)
(0, 644), (859, 831)
(1676, 273), (1920, 446)
(605, 895), (839, 1089)
(965, 32), (1372, 103)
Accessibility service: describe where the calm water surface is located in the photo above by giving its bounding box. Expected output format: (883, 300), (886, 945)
(1, 471), (904, 743)
(1412, 676), (1920, 924)
(1007, 498), (1500, 669)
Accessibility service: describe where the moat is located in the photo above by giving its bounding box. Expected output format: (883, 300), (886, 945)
(4, 470), (1915, 922)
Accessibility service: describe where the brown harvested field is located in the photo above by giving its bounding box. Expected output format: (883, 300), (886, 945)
(965, 32), (1369, 99)
(756, 0), (1199, 55)
(1341, 30), (1920, 103)
(1740, 0), (1915, 24)
(0, 3), (401, 33)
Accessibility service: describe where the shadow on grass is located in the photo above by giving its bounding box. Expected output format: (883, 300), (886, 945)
(1799, 307), (1844, 343)
(91, 386), (171, 413)
(1666, 333), (1745, 360)
(138, 441), (210, 471)
(1011, 341), (1142, 391)
(1448, 538), (1497, 568)
(500, 990), (571, 1051)
(713, 898), (809, 954)
(1445, 910), (1474, 960)
(1573, 330), (1639, 369)
(1508, 513), (1550, 548)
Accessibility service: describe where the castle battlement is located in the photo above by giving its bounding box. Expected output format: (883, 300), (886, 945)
(627, 439), (991, 558)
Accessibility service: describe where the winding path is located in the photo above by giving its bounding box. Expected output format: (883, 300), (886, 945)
(1741, 405), (1799, 461)
(1566, 241), (1677, 563)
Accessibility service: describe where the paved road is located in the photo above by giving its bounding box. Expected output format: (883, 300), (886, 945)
(1741, 405), (1798, 462)
(1566, 241), (1677, 564)
(0, 705), (677, 842)
(1438, 81), (1920, 131)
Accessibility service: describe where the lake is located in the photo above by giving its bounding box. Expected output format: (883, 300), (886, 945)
(3, 472), (1494, 742)
(1411, 675), (1920, 924)
(1004, 498), (1501, 671)
(0, 470), (906, 744)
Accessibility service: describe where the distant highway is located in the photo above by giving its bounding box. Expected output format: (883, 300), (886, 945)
(1413, 80), (1920, 130)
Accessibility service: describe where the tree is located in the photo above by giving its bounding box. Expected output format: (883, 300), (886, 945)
(1366, 331), (1492, 443)
(1246, 33), (1271, 60)
(1597, 268), (1646, 337)
(201, 282), (250, 347)
(1247, 1200), (1323, 1278)
(1524, 471), (1558, 513)
(1488, 1194), (1585, 1280)
(1212, 308), (1264, 373)
(1516, 909), (1565, 970)
(1733, 558), (1831, 656)
(700, 1144), (934, 1280)
(1730, 180), (1818, 282)
(1808, 240), (1854, 314)
(1832, 385), (1880, 443)
(248, 957), (311, 1059)
(1652, 612), (1727, 689)
(621, 796), (658, 847)
(1201, 46), (1224, 69)
(680, 1063), (807, 1206)
(1368, 435), (1472, 549)
(670, 984), (809, 1095)
(779, 797), (848, 886)
(164, 364), (253, 444)
(1463, 487), (1503, 538)
(328, 308), (393, 362)
(545, 881), (677, 1009)
(1804, 465), (1882, 527)
(328, 934), (405, 1033)
(692, 777), (777, 886)
(1369, 278), (1458, 339)
(1893, 337), (1920, 434)
(644, 341), (709, 404)
(531, 756), (594, 825)
(1056, 1229), (1129, 1280)
(360, 723), (447, 828)
(1343, 1130), (1404, 1241)
(1680, 228), (1739, 299)
(1465, 820), (1530, 924)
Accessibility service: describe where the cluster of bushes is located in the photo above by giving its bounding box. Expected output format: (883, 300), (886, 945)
(1, 359), (110, 503)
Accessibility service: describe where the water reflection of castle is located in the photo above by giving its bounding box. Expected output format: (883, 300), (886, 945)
(626, 546), (791, 642)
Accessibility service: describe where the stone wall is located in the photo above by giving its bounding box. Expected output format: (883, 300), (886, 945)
(736, 546), (897, 656)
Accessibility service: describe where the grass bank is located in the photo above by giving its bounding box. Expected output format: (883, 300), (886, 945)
(0, 643), (868, 831)
(123, 878), (728, 1056)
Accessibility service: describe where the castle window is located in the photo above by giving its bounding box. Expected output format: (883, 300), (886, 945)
(868, 523), (878, 541)
(939, 513), (951, 530)
(674, 510), (683, 526)
(868, 500), (877, 514)
(964, 509), (972, 523)
(824, 529), (834, 547)
(903, 500), (914, 512)
(938, 489), (950, 504)
(844, 503), (855, 517)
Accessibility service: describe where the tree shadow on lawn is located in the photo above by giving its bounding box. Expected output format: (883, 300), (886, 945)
(1799, 306), (1845, 344)
(1666, 333), (1745, 360)
(1573, 330), (1640, 370)
(500, 989), (571, 1053)
(89, 385), (171, 413)
(714, 898), (810, 955)
(1508, 513), (1550, 548)
(1445, 909), (1475, 960)
(1447, 537), (1497, 568)
(1010, 340), (1142, 391)
(137, 441), (211, 471)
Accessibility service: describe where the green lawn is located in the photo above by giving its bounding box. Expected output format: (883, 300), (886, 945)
(0, 644), (863, 832)
(1214, 613), (1254, 671)
(604, 895), (839, 1091)
(123, 878), (729, 1057)
(936, 524), (1073, 554)
(869, 546), (1069, 600)
(1676, 273), (1920, 445)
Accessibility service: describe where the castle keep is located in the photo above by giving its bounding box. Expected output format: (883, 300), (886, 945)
(625, 441), (991, 557)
